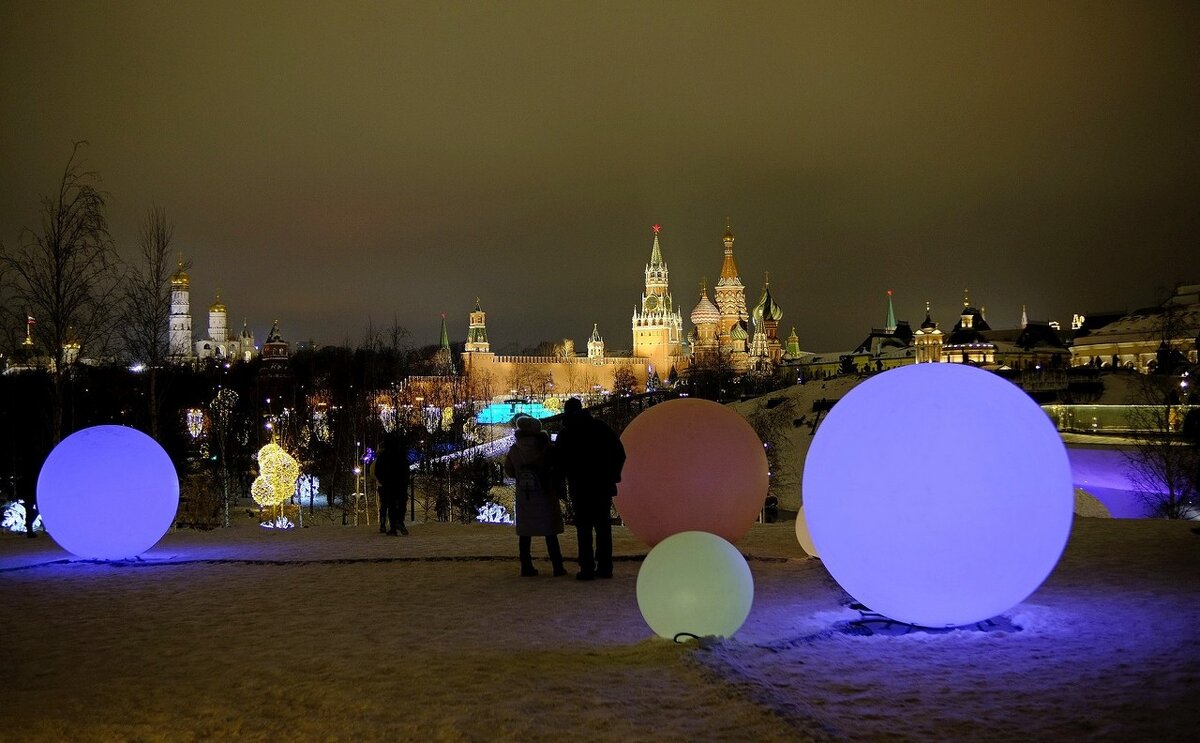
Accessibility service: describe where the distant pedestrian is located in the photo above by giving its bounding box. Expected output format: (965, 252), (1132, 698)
(553, 397), (625, 580)
(504, 415), (566, 577)
(373, 430), (411, 536)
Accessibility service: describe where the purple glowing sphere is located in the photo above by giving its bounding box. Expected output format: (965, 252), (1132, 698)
(38, 425), (179, 560)
(803, 364), (1073, 627)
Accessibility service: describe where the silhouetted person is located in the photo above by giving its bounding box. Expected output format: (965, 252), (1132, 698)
(373, 430), (410, 536)
(554, 397), (625, 580)
(504, 415), (566, 577)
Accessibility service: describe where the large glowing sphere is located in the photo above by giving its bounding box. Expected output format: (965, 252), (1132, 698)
(636, 531), (754, 640)
(38, 425), (179, 560)
(803, 364), (1073, 627)
(615, 398), (768, 546)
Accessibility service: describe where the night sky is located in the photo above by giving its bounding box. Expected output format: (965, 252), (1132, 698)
(2, 1), (1198, 354)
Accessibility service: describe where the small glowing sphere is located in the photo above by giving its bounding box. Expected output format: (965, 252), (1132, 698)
(615, 398), (768, 546)
(794, 506), (818, 557)
(803, 364), (1073, 627)
(636, 531), (754, 640)
(38, 425), (179, 560)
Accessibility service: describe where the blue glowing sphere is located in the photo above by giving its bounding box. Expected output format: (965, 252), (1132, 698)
(38, 425), (179, 560)
(803, 364), (1073, 627)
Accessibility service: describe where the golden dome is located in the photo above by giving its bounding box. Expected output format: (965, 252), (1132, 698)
(170, 259), (190, 288)
(209, 291), (226, 313)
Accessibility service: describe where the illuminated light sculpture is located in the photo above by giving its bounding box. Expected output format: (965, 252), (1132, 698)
(476, 502), (514, 524)
(185, 408), (205, 439)
(253, 442), (300, 528)
(1, 499), (42, 533)
(37, 425), (179, 560)
(636, 531), (754, 640)
(794, 506), (818, 558)
(615, 398), (768, 546)
(803, 363), (1073, 627)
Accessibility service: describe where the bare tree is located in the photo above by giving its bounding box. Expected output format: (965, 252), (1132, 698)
(0, 142), (123, 443)
(612, 365), (638, 397)
(119, 206), (179, 440)
(1125, 373), (1198, 519)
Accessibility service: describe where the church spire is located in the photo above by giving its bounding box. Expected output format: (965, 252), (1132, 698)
(885, 290), (897, 333)
(1020, 304), (1028, 329)
(439, 313), (450, 349)
(719, 219), (740, 282)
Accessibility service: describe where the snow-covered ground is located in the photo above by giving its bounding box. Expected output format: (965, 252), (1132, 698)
(1, 513), (1196, 741)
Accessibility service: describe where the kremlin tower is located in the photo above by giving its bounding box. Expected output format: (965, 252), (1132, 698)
(631, 224), (683, 375)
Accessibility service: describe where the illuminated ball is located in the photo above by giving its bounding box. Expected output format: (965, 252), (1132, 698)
(636, 531), (754, 640)
(615, 398), (768, 546)
(803, 364), (1073, 627)
(38, 425), (179, 560)
(794, 506), (819, 557)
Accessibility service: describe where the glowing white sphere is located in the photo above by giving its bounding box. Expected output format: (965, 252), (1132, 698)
(803, 364), (1073, 627)
(38, 425), (179, 560)
(636, 531), (754, 640)
(794, 506), (818, 557)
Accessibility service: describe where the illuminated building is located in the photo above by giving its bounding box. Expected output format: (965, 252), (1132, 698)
(459, 226), (689, 399)
(1070, 283), (1200, 371)
(169, 257), (257, 365)
(631, 224), (684, 374)
(713, 221), (751, 369)
(168, 259), (193, 362)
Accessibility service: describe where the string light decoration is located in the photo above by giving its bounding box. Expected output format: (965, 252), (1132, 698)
(476, 502), (514, 524)
(312, 409), (331, 442)
(252, 442), (300, 528)
(1, 499), (42, 532)
(379, 404), (397, 433)
(185, 409), (205, 439)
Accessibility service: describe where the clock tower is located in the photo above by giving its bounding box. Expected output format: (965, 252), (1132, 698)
(632, 224), (682, 373)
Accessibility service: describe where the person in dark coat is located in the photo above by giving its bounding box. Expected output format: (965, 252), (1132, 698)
(504, 416), (566, 577)
(553, 397), (625, 580)
(373, 430), (410, 536)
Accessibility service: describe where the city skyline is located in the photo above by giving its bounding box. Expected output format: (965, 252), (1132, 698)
(2, 1), (1198, 352)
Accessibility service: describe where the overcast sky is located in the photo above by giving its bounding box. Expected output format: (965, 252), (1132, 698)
(2, 1), (1197, 353)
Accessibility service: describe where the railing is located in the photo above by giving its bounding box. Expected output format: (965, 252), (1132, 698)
(1041, 404), (1198, 434)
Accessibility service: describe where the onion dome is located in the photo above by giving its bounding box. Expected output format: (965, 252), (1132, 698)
(209, 291), (226, 313)
(170, 258), (190, 289)
(690, 279), (720, 326)
(752, 275), (783, 323)
(731, 320), (749, 341)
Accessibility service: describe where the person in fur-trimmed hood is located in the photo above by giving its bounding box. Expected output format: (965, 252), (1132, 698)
(503, 415), (566, 577)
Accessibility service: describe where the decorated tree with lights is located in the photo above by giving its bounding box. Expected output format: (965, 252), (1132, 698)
(253, 442), (300, 527)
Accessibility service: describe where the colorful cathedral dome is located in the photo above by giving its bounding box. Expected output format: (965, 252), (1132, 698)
(690, 280), (720, 326)
(752, 278), (783, 323)
(731, 320), (749, 341)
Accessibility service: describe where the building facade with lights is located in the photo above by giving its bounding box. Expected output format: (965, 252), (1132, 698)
(1070, 283), (1200, 372)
